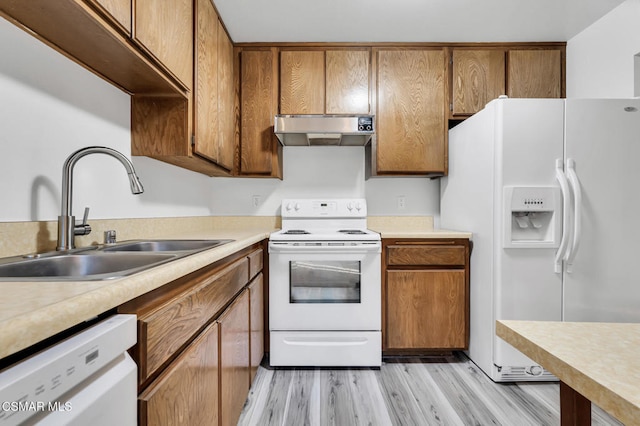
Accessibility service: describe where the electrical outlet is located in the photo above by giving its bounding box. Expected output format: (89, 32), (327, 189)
(252, 195), (261, 207)
(397, 196), (406, 210)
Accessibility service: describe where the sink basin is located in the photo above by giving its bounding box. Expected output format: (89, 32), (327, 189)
(100, 239), (233, 253)
(0, 252), (177, 281)
(0, 239), (233, 281)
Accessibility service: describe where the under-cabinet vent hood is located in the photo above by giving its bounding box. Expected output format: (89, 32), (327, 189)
(274, 115), (374, 146)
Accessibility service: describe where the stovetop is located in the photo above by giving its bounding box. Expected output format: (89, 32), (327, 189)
(270, 198), (380, 242)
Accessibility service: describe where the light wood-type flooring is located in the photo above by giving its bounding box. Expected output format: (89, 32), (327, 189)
(238, 353), (622, 426)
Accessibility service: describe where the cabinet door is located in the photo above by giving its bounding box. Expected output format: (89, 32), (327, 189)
(139, 322), (219, 426)
(376, 49), (447, 174)
(248, 273), (264, 383)
(219, 289), (250, 426)
(326, 50), (370, 114)
(451, 49), (505, 116)
(386, 270), (466, 349)
(193, 0), (219, 162)
(87, 0), (131, 33)
(239, 49), (282, 178)
(216, 20), (235, 170)
(280, 50), (325, 114)
(507, 49), (562, 98)
(134, 0), (193, 89)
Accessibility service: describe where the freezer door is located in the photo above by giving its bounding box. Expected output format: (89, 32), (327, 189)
(563, 98), (640, 322)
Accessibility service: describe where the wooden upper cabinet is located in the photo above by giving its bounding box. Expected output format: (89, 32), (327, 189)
(87, 0), (131, 33)
(134, 0), (193, 90)
(280, 49), (371, 115)
(193, 0), (219, 164)
(280, 50), (325, 114)
(451, 49), (505, 116)
(193, 0), (234, 172)
(216, 20), (235, 171)
(326, 50), (370, 114)
(238, 49), (283, 178)
(507, 49), (562, 98)
(376, 49), (447, 175)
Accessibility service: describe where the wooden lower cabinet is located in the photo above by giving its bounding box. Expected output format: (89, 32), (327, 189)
(383, 239), (470, 352)
(249, 274), (264, 383)
(386, 270), (466, 349)
(219, 289), (250, 426)
(139, 322), (219, 425)
(119, 244), (265, 426)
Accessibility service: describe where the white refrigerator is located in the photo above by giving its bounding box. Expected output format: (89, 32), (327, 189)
(440, 97), (640, 382)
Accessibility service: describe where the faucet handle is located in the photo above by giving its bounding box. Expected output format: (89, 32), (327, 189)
(74, 206), (92, 236)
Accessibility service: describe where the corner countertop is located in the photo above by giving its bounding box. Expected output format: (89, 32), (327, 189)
(0, 228), (273, 360)
(367, 216), (472, 239)
(496, 320), (640, 426)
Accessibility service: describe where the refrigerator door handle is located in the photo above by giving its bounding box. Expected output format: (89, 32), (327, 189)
(565, 158), (582, 272)
(554, 158), (571, 273)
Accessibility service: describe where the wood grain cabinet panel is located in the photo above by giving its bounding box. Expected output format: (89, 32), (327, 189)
(375, 49), (447, 175)
(216, 19), (235, 170)
(249, 273), (264, 383)
(386, 270), (467, 349)
(239, 49), (283, 178)
(387, 245), (466, 266)
(280, 50), (325, 115)
(325, 50), (370, 114)
(193, 1), (234, 172)
(193, 0), (219, 163)
(248, 248), (263, 280)
(86, 0), (131, 33)
(219, 289), (251, 426)
(134, 0), (193, 90)
(139, 322), (219, 426)
(451, 49), (505, 116)
(128, 257), (248, 385)
(507, 49), (562, 98)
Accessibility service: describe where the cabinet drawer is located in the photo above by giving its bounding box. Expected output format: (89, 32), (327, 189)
(139, 322), (219, 425)
(135, 257), (248, 383)
(248, 248), (263, 280)
(387, 245), (466, 266)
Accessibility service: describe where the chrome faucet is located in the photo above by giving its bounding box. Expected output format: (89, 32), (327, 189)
(57, 146), (144, 251)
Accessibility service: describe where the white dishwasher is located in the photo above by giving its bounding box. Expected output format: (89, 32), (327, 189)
(0, 314), (137, 426)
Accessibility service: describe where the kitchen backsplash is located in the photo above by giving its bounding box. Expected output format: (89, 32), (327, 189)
(0, 216), (433, 258)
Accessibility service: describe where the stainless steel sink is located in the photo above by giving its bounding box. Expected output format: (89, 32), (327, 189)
(100, 239), (233, 253)
(0, 239), (233, 281)
(0, 252), (177, 281)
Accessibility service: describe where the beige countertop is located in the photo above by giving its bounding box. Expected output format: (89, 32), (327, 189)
(496, 320), (640, 425)
(367, 216), (472, 239)
(0, 228), (273, 360)
(0, 215), (471, 362)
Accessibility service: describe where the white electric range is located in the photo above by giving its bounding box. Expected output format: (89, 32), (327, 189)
(268, 199), (382, 367)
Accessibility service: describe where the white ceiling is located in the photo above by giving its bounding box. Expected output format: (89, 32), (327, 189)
(214, 0), (625, 43)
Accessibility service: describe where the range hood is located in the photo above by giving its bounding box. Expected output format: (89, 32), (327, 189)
(274, 115), (374, 146)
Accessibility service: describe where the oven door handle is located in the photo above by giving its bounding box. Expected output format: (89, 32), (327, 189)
(269, 242), (381, 254)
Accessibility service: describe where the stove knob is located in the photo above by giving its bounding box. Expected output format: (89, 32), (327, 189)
(286, 203), (293, 212)
(347, 202), (354, 211)
(294, 203), (301, 211)
(355, 202), (362, 211)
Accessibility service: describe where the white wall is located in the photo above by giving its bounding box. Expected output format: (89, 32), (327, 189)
(0, 17), (438, 222)
(0, 18), (214, 222)
(566, 0), (640, 98)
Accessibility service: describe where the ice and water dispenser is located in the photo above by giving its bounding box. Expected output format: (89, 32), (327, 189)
(503, 186), (561, 248)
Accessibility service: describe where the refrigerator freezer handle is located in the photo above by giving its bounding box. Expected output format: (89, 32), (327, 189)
(565, 158), (582, 272)
(554, 159), (571, 273)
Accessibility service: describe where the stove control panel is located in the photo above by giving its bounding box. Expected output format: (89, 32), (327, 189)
(282, 199), (367, 218)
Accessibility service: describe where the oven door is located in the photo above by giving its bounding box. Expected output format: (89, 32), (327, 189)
(268, 241), (381, 331)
